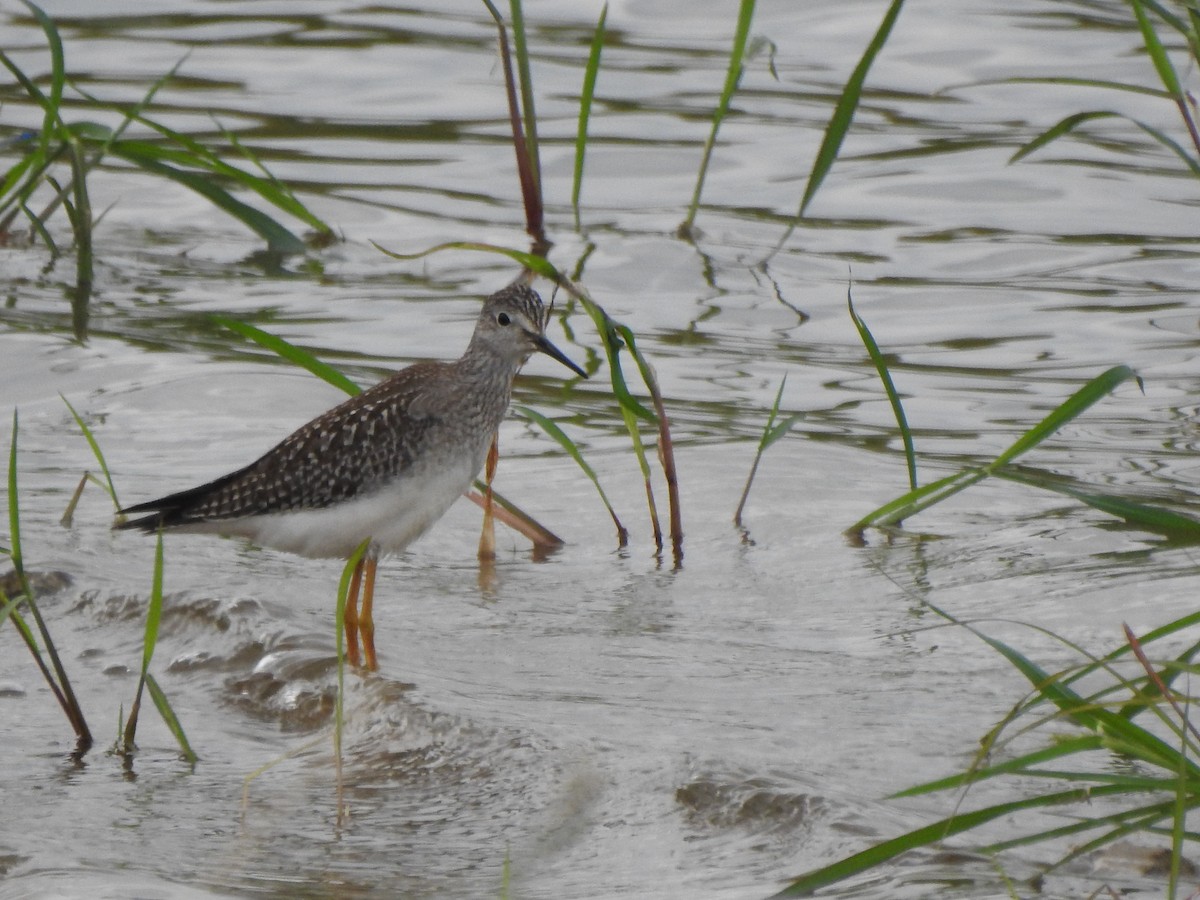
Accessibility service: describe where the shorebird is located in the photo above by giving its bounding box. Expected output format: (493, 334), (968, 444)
(116, 282), (586, 670)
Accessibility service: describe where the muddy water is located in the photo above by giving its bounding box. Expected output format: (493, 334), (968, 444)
(3, 0), (1200, 897)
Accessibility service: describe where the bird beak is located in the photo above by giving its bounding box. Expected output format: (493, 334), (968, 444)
(535, 334), (588, 379)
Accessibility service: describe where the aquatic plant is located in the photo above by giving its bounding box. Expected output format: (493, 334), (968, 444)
(772, 606), (1200, 897)
(0, 0), (332, 339)
(2, 410), (92, 754)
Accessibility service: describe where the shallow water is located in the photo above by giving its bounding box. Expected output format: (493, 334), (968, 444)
(3, 0), (1200, 897)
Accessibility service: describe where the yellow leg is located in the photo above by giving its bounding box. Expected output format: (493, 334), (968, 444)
(344, 559), (363, 668)
(361, 557), (379, 671)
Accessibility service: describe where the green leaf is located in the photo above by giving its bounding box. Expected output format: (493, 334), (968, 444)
(19, 0), (65, 153)
(371, 239), (562, 281)
(681, 0), (756, 232)
(516, 405), (626, 543)
(850, 468), (987, 531)
(211, 316), (361, 397)
(848, 288), (916, 491)
(572, 3), (607, 231)
(60, 394), (120, 510)
(7, 410), (23, 578)
(1131, 0), (1184, 99)
(995, 468), (1200, 537)
(1010, 110), (1122, 163)
(773, 0), (905, 252)
(988, 366), (1139, 470)
(145, 673), (198, 765)
(107, 145), (306, 255)
(771, 784), (1137, 897)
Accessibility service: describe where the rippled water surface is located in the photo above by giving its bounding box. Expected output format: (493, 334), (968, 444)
(3, 1), (1200, 897)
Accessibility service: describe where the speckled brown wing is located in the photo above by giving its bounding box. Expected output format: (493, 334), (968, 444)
(116, 363), (451, 532)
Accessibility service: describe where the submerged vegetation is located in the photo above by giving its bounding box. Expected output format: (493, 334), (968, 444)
(3, 0), (1200, 896)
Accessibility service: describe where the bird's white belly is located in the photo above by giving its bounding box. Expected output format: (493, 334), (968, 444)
(210, 455), (480, 559)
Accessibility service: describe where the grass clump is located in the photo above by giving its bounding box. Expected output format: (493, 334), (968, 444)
(0, 0), (331, 339)
(773, 606), (1200, 897)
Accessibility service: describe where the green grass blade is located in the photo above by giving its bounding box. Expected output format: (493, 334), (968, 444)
(123, 528), (165, 753)
(572, 3), (607, 231)
(1139, 0), (1188, 34)
(970, 624), (1200, 778)
(109, 126), (330, 234)
(145, 672), (198, 765)
(140, 530), (165, 676)
(1010, 110), (1121, 163)
(211, 315), (361, 397)
(1012, 110), (1200, 176)
(994, 468), (1200, 537)
(848, 287), (916, 491)
(849, 468), (987, 532)
(979, 796), (1185, 858)
(1128, 119), (1200, 176)
(773, 0), (904, 253)
(771, 784), (1134, 897)
(106, 145), (306, 255)
(371, 239), (561, 282)
(1, 150), (38, 202)
(580, 305), (655, 423)
(1131, 0), (1183, 98)
(124, 531), (197, 763)
(8, 411), (24, 579)
(516, 404), (627, 544)
(19, 0), (65, 156)
(1190, 8), (1200, 69)
(213, 121), (332, 236)
(507, 0), (542, 203)
(7, 409), (92, 749)
(980, 75), (1169, 100)
(891, 735), (1104, 797)
(680, 0), (756, 233)
(60, 393), (120, 510)
(1170, 710), (1190, 898)
(734, 374), (801, 526)
(988, 366), (1138, 469)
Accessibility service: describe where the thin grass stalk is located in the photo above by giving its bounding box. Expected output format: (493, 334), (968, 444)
(66, 138), (92, 338)
(28, 59), (186, 234)
(61, 394), (121, 511)
(1122, 624), (1193, 899)
(481, 0), (546, 250)
(850, 366), (1140, 533)
(772, 783), (1142, 897)
(1130, 0), (1200, 156)
(507, 0), (542, 204)
(122, 528), (165, 753)
(517, 405), (626, 546)
(734, 374), (802, 527)
(145, 672), (197, 764)
(21, 1), (64, 164)
(617, 324), (681, 561)
(848, 287), (916, 492)
(771, 0), (905, 257)
(572, 4), (607, 232)
(681, 0), (755, 235)
(6, 410), (92, 750)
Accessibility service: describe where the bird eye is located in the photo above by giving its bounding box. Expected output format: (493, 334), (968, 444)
(497, 312), (511, 326)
